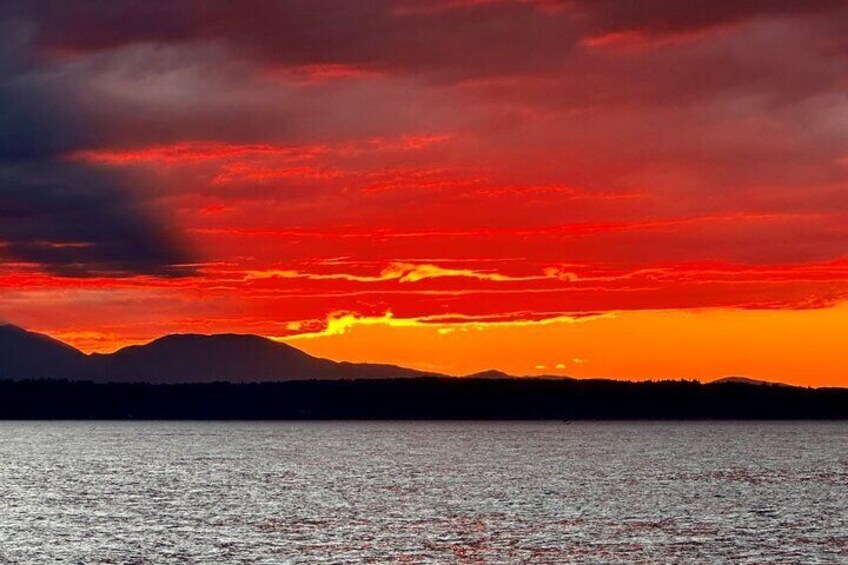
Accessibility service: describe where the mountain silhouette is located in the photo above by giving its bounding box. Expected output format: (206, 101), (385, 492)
(461, 369), (574, 380)
(464, 369), (515, 380)
(0, 324), (86, 380)
(3, 325), (848, 420)
(0, 325), (437, 383)
(0, 324), (806, 388)
(710, 376), (785, 386)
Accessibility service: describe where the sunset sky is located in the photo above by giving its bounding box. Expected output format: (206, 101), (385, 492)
(2, 1), (848, 386)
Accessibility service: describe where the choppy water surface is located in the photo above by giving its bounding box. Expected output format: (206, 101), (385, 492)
(0, 422), (845, 564)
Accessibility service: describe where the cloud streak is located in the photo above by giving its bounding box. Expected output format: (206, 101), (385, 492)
(245, 262), (558, 283)
(281, 309), (611, 341)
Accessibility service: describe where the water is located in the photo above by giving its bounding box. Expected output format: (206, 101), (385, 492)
(0, 422), (845, 564)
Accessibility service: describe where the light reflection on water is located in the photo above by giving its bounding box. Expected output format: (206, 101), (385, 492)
(0, 421), (845, 564)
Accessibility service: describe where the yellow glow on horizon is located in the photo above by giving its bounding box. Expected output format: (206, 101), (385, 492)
(282, 303), (848, 387)
(278, 310), (612, 341)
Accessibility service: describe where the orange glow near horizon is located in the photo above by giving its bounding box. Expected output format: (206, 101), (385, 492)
(281, 305), (848, 387)
(23, 303), (847, 388)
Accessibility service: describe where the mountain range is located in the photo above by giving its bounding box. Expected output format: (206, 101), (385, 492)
(1, 323), (788, 386)
(0, 324), (436, 383)
(3, 324), (843, 420)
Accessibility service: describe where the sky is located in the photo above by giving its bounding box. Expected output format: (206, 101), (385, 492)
(1, 1), (848, 386)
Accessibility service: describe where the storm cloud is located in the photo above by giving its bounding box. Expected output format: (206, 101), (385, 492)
(0, 18), (193, 276)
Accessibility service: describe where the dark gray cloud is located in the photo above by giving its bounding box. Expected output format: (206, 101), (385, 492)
(0, 21), (194, 276)
(19, 1), (581, 79)
(0, 161), (192, 276)
(17, 0), (847, 73)
(10, 0), (847, 121)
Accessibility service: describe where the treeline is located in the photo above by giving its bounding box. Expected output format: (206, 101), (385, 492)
(0, 378), (846, 419)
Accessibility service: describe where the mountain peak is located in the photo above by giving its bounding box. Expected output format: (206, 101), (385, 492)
(0, 324), (86, 380)
(710, 376), (784, 387)
(108, 331), (314, 362)
(1, 326), (432, 384)
(465, 369), (514, 379)
(0, 324), (82, 352)
(140, 332), (299, 351)
(150, 332), (275, 343)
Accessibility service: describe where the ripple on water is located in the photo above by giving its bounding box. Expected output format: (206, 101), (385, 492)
(0, 421), (845, 564)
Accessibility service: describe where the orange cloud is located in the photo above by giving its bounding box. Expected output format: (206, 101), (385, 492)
(279, 309), (610, 341)
(244, 262), (559, 283)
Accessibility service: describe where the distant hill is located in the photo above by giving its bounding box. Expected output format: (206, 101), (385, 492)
(463, 369), (514, 380)
(0, 324), (807, 389)
(0, 325), (437, 383)
(464, 369), (572, 380)
(0, 325), (86, 380)
(710, 376), (786, 387)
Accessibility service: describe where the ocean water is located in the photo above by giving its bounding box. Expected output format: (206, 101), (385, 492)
(0, 422), (845, 564)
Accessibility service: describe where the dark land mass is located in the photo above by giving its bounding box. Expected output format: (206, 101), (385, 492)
(0, 324), (436, 383)
(0, 324), (87, 380)
(0, 378), (846, 420)
(710, 376), (786, 386)
(2, 323), (846, 419)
